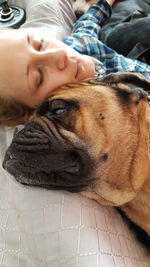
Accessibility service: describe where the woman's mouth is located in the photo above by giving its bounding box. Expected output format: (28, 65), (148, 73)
(75, 56), (96, 81)
(75, 58), (83, 80)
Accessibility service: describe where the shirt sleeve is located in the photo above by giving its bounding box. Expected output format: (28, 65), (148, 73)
(64, 0), (111, 54)
(64, 0), (150, 80)
(72, 0), (111, 39)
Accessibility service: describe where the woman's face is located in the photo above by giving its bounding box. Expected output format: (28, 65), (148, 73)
(0, 29), (95, 107)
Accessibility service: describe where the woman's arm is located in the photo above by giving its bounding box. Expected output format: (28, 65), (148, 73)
(71, 0), (112, 40)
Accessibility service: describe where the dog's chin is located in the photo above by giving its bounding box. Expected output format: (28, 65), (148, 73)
(3, 155), (91, 193)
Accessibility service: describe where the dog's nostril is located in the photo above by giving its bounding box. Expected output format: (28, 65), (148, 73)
(75, 10), (84, 19)
(9, 155), (15, 160)
(6, 151), (16, 160)
(8, 154), (15, 160)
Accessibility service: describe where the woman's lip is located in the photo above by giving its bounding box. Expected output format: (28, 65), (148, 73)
(75, 58), (82, 80)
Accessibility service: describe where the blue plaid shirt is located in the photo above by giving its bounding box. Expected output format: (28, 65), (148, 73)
(65, 0), (150, 80)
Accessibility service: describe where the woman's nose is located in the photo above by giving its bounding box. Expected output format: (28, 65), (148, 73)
(32, 48), (68, 71)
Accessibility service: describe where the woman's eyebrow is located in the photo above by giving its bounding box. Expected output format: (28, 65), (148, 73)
(27, 33), (30, 45)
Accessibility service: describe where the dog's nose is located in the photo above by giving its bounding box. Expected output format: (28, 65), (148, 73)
(13, 125), (24, 137)
(75, 10), (84, 19)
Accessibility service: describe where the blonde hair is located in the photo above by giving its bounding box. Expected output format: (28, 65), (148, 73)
(0, 96), (35, 127)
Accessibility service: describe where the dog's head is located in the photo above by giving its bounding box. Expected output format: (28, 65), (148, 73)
(3, 72), (150, 206)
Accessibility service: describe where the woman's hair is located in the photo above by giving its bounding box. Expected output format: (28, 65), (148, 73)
(0, 96), (35, 127)
(0, 28), (35, 127)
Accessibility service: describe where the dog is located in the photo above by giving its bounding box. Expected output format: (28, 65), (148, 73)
(3, 72), (150, 242)
(72, 0), (96, 18)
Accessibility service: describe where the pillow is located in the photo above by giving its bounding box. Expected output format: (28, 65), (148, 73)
(9, 0), (76, 40)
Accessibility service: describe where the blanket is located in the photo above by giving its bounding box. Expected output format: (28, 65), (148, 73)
(100, 0), (150, 64)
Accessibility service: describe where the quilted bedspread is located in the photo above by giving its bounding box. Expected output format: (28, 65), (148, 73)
(0, 126), (150, 267)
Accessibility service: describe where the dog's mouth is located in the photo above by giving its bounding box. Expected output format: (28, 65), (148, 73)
(4, 155), (87, 192)
(3, 126), (95, 193)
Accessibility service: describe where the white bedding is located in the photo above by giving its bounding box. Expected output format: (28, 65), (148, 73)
(9, 0), (76, 40)
(0, 126), (150, 267)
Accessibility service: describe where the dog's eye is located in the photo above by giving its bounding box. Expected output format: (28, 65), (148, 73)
(50, 99), (67, 118)
(37, 99), (78, 120)
(51, 107), (66, 116)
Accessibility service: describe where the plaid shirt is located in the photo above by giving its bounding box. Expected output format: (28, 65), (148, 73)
(64, 0), (150, 80)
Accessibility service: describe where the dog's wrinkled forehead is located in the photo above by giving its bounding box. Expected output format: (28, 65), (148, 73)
(99, 72), (150, 93)
(13, 72), (150, 137)
(98, 72), (150, 104)
(35, 72), (150, 123)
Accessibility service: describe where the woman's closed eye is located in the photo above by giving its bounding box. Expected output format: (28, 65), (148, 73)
(27, 33), (45, 91)
(28, 34), (44, 87)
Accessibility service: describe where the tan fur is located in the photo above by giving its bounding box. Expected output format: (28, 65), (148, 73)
(81, 93), (150, 234)
(51, 75), (150, 235)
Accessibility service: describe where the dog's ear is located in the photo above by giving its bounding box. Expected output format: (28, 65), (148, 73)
(99, 72), (150, 92)
(98, 72), (150, 104)
(99, 72), (150, 192)
(94, 72), (150, 192)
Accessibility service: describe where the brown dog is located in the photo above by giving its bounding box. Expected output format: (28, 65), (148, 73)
(72, 0), (97, 18)
(3, 72), (150, 237)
